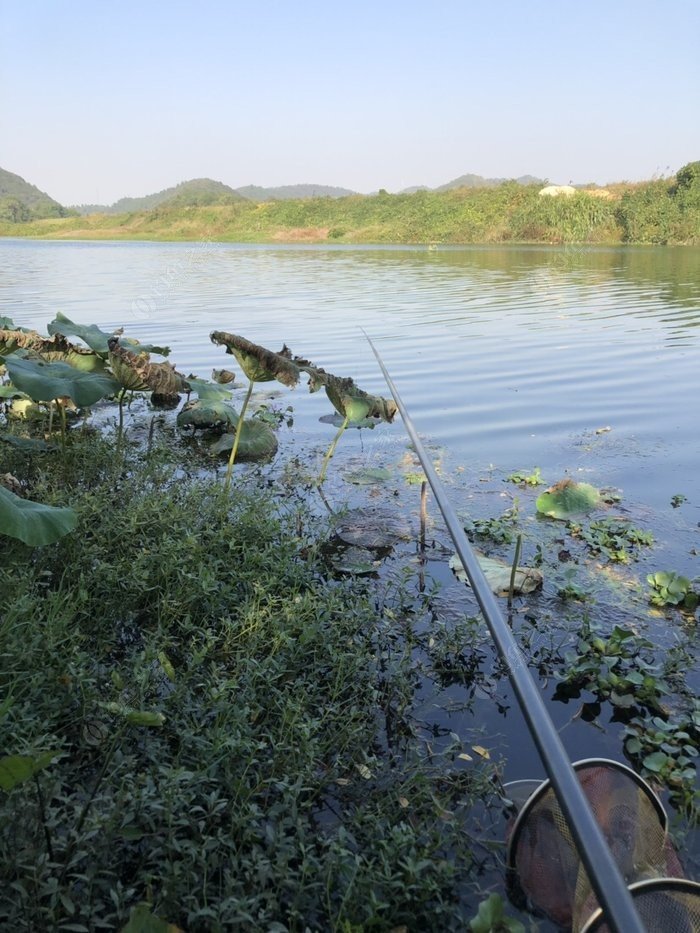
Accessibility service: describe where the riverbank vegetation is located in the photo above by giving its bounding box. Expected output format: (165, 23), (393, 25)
(1, 318), (698, 930)
(2, 163), (699, 246)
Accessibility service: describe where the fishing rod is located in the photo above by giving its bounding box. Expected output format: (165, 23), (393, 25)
(365, 335), (647, 933)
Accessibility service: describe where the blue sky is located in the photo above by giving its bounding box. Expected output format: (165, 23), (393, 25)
(2, 0), (699, 205)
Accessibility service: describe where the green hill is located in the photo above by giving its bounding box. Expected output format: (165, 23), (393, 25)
(72, 178), (246, 215)
(434, 173), (543, 191)
(0, 167), (72, 222)
(235, 183), (356, 201)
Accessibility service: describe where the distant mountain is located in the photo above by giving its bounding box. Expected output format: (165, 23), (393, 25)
(236, 183), (356, 201)
(434, 173), (543, 191)
(0, 167), (72, 222)
(72, 178), (246, 215)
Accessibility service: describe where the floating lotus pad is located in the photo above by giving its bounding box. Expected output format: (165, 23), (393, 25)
(330, 546), (379, 575)
(177, 399), (238, 431)
(210, 422), (278, 461)
(450, 552), (543, 596)
(344, 467), (393, 485)
(536, 479), (601, 520)
(333, 508), (413, 550)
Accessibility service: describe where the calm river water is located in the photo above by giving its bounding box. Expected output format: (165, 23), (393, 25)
(2, 238), (699, 807)
(3, 239), (699, 514)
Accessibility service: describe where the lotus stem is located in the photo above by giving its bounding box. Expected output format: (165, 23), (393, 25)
(420, 480), (427, 551)
(117, 388), (127, 447)
(59, 401), (67, 454)
(224, 378), (255, 491)
(318, 413), (349, 484)
(508, 533), (523, 610)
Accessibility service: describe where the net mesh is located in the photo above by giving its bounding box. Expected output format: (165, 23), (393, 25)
(580, 880), (700, 933)
(505, 759), (699, 931)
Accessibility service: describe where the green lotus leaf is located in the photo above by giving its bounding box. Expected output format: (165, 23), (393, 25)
(211, 421), (279, 461)
(0, 316), (14, 329)
(185, 377), (233, 400)
(211, 331), (301, 386)
(319, 375), (397, 424)
(47, 313), (115, 354)
(48, 313), (170, 356)
(0, 486), (77, 546)
(4, 355), (119, 406)
(449, 552), (543, 596)
(177, 399), (238, 431)
(536, 479), (601, 520)
(39, 347), (107, 372)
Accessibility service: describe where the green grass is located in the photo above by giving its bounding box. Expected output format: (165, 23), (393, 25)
(0, 434), (498, 931)
(2, 167), (699, 244)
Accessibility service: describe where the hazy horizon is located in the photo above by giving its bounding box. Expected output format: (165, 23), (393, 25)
(2, 0), (699, 206)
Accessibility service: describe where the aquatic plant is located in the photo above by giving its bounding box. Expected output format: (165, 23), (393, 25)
(647, 571), (699, 612)
(505, 467), (543, 486)
(568, 516), (654, 563)
(536, 479), (600, 520)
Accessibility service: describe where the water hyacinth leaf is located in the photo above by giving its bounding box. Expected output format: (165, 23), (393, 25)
(107, 338), (186, 394)
(344, 466), (392, 485)
(0, 751), (56, 791)
(185, 376), (233, 400)
(210, 331), (301, 386)
(211, 421), (278, 461)
(4, 355), (119, 406)
(0, 486), (78, 546)
(177, 399), (239, 431)
(536, 479), (601, 520)
(449, 552), (543, 596)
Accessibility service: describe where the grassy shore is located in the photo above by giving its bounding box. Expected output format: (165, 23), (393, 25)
(2, 170), (699, 246)
(0, 429), (509, 932)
